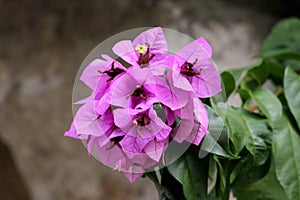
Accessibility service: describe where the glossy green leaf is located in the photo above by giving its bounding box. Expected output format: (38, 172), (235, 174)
(208, 156), (218, 196)
(262, 18), (300, 73)
(230, 153), (270, 187)
(239, 110), (272, 165)
(262, 18), (300, 54)
(226, 68), (245, 82)
(239, 60), (270, 90)
(284, 67), (300, 130)
(267, 59), (285, 84)
(212, 103), (272, 161)
(238, 61), (270, 103)
(160, 168), (185, 200)
(153, 103), (167, 122)
(221, 71), (236, 99)
(260, 49), (300, 61)
(233, 160), (288, 200)
(273, 113), (300, 200)
(250, 87), (282, 127)
(284, 60), (300, 72)
(214, 103), (251, 155)
(199, 106), (232, 158)
(167, 151), (208, 200)
(238, 88), (251, 103)
(213, 156), (226, 196)
(200, 134), (236, 159)
(226, 65), (253, 83)
(210, 71), (236, 104)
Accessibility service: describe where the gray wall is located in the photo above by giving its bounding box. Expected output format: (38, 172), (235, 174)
(0, 0), (295, 199)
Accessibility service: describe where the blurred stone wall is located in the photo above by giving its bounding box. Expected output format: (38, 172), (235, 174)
(0, 0), (293, 199)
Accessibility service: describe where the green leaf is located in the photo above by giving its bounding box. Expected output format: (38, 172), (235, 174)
(211, 71), (236, 104)
(273, 113), (300, 200)
(153, 103), (167, 122)
(261, 18), (300, 73)
(208, 155), (218, 196)
(214, 104), (272, 164)
(214, 103), (251, 155)
(167, 150), (208, 200)
(284, 67), (300, 130)
(238, 61), (270, 102)
(230, 153), (271, 187)
(200, 134), (236, 159)
(239, 110), (272, 165)
(226, 66), (253, 82)
(240, 61), (269, 89)
(221, 71), (236, 99)
(160, 168), (185, 200)
(284, 60), (300, 73)
(145, 171), (175, 200)
(213, 155), (227, 196)
(267, 59), (285, 84)
(260, 49), (300, 61)
(238, 88), (251, 103)
(250, 87), (282, 127)
(233, 160), (288, 200)
(262, 18), (300, 55)
(199, 106), (233, 158)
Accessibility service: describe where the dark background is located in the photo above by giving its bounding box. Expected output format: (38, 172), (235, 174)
(0, 0), (299, 200)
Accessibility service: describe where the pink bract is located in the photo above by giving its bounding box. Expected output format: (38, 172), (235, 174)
(65, 27), (221, 182)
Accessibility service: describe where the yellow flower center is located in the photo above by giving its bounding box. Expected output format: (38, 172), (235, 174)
(135, 45), (147, 53)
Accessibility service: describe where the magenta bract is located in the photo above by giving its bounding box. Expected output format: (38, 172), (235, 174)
(65, 27), (222, 182)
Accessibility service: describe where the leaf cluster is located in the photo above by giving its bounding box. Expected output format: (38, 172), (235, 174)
(146, 18), (300, 200)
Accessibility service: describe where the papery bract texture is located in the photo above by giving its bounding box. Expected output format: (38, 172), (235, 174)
(65, 27), (221, 182)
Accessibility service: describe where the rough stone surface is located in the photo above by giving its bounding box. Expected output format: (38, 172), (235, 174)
(0, 138), (31, 200)
(0, 0), (277, 199)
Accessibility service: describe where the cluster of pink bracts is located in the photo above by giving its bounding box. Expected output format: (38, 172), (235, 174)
(65, 27), (221, 182)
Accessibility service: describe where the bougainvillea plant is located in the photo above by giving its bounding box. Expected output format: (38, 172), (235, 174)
(66, 18), (300, 200)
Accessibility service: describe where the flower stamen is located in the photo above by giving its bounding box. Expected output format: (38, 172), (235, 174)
(126, 85), (148, 99)
(99, 62), (125, 82)
(180, 58), (202, 77)
(136, 43), (155, 66)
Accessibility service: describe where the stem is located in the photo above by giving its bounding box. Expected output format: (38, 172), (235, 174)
(248, 104), (259, 112)
(222, 160), (233, 200)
